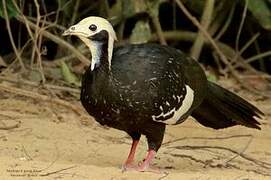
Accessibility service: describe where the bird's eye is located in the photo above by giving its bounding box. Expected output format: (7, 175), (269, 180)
(89, 24), (97, 31)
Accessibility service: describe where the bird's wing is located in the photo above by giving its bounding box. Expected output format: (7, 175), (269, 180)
(111, 44), (195, 124)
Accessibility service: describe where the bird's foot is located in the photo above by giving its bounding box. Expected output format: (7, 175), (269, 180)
(136, 161), (163, 174)
(122, 161), (165, 174)
(122, 161), (137, 172)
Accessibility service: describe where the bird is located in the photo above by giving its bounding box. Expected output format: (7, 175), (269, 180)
(62, 16), (264, 172)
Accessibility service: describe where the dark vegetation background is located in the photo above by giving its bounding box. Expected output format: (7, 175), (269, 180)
(0, 0), (270, 99)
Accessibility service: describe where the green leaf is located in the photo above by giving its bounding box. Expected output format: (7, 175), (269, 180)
(182, 0), (206, 15)
(122, 0), (147, 18)
(130, 20), (152, 44)
(108, 0), (122, 25)
(206, 73), (217, 82)
(247, 0), (271, 30)
(0, 1), (18, 18)
(28, 70), (43, 82)
(146, 0), (164, 17)
(60, 61), (81, 87)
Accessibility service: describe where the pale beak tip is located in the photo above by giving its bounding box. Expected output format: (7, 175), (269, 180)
(62, 30), (70, 36)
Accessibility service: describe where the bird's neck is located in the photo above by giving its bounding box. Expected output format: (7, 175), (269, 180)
(80, 36), (114, 74)
(90, 41), (109, 72)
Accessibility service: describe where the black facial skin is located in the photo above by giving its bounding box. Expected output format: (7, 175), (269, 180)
(88, 30), (109, 43)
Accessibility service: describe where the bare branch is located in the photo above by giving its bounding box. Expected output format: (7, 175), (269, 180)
(2, 0), (25, 71)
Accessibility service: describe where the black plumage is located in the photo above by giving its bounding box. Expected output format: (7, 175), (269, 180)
(63, 17), (263, 172)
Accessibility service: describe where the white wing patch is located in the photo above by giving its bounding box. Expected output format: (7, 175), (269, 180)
(152, 85), (194, 125)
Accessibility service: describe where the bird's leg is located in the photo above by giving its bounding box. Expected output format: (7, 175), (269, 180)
(122, 133), (141, 171)
(136, 149), (157, 172)
(136, 124), (165, 173)
(123, 139), (139, 169)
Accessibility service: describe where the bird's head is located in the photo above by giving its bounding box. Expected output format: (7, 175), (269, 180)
(62, 16), (117, 41)
(63, 16), (117, 71)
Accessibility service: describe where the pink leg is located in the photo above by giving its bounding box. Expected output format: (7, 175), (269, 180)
(123, 149), (162, 173)
(122, 140), (139, 170)
(137, 150), (157, 172)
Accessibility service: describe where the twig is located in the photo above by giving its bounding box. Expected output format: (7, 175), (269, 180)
(151, 30), (247, 67)
(12, 0), (48, 83)
(225, 135), (253, 164)
(151, 30), (271, 79)
(212, 51), (224, 73)
(27, 16), (66, 31)
(0, 56), (7, 67)
(147, 2), (167, 45)
(17, 0), (25, 49)
(167, 152), (271, 176)
(54, 0), (62, 25)
(41, 0), (48, 15)
(53, 47), (89, 64)
(40, 165), (77, 176)
(168, 153), (221, 168)
(16, 15), (90, 65)
(0, 39), (31, 75)
(70, 0), (81, 26)
(227, 0), (256, 73)
(162, 134), (253, 146)
(0, 120), (21, 130)
(38, 143), (60, 172)
(31, 0), (40, 67)
(22, 144), (33, 160)
(172, 1), (177, 30)
(226, 33), (260, 72)
(2, 0), (25, 71)
(174, 0), (269, 97)
(10, 0), (90, 67)
(215, 2), (236, 40)
(33, 0), (46, 83)
(168, 145), (271, 168)
(253, 36), (266, 72)
(190, 0), (215, 60)
(11, 0), (35, 43)
(174, 0), (237, 75)
(246, 50), (271, 64)
(0, 75), (80, 94)
(239, 33), (260, 57)
(150, 15), (167, 45)
(0, 84), (84, 116)
(235, 0), (248, 54)
(116, 19), (126, 40)
(151, 30), (196, 42)
(208, 0), (230, 36)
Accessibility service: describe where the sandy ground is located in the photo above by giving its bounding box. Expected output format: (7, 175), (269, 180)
(0, 90), (271, 180)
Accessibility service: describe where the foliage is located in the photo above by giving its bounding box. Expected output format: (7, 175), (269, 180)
(247, 0), (271, 30)
(0, 1), (17, 18)
(0, 0), (270, 95)
(130, 20), (152, 43)
(60, 61), (81, 87)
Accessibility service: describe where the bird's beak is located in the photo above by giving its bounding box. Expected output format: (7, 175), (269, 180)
(62, 25), (89, 37)
(62, 29), (71, 36)
(62, 25), (78, 36)
(62, 25), (77, 36)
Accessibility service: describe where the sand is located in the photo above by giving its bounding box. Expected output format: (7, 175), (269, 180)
(0, 93), (270, 180)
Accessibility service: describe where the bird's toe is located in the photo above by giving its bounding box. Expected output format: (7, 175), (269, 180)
(122, 162), (137, 172)
(136, 163), (163, 174)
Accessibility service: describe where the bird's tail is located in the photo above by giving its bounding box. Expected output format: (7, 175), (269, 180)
(191, 81), (263, 130)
